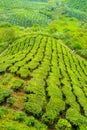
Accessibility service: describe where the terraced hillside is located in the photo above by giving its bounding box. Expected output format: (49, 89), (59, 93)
(0, 0), (52, 27)
(65, 0), (87, 12)
(0, 9), (50, 27)
(64, 0), (87, 22)
(0, 34), (87, 130)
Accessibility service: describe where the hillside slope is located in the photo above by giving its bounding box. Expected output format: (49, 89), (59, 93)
(65, 0), (87, 12)
(0, 0), (52, 27)
(64, 0), (87, 22)
(0, 34), (87, 130)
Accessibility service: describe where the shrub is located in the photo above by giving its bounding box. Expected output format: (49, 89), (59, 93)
(7, 96), (16, 106)
(24, 102), (42, 116)
(17, 68), (30, 79)
(25, 116), (48, 130)
(66, 108), (87, 126)
(25, 116), (37, 127)
(79, 124), (87, 130)
(55, 119), (72, 130)
(0, 88), (13, 104)
(0, 63), (12, 73)
(42, 98), (65, 124)
(47, 79), (62, 99)
(72, 43), (82, 50)
(0, 64), (7, 73)
(0, 106), (8, 118)
(0, 74), (13, 85)
(11, 79), (24, 91)
(24, 94), (45, 116)
(0, 123), (17, 130)
(9, 66), (18, 73)
(4, 125), (16, 130)
(24, 78), (45, 95)
(24, 99), (42, 116)
(77, 49), (87, 59)
(13, 111), (26, 122)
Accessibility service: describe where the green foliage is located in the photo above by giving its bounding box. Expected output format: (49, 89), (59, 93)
(0, 1), (51, 27)
(17, 67), (30, 79)
(24, 78), (45, 94)
(0, 121), (30, 130)
(0, 64), (9, 73)
(0, 22), (12, 28)
(65, 0), (87, 12)
(42, 98), (65, 124)
(66, 108), (87, 126)
(0, 73), (13, 85)
(28, 0), (48, 2)
(55, 119), (72, 130)
(0, 88), (13, 104)
(64, 7), (87, 22)
(7, 96), (16, 106)
(11, 79), (24, 91)
(0, 28), (15, 42)
(77, 49), (87, 59)
(0, 106), (8, 118)
(0, 22), (28, 53)
(13, 111), (26, 122)
(25, 116), (48, 129)
(0, 32), (87, 130)
(25, 116), (36, 127)
(48, 17), (87, 58)
(79, 124), (87, 130)
(24, 94), (44, 116)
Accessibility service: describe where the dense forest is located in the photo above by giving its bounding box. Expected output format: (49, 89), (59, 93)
(0, 0), (87, 130)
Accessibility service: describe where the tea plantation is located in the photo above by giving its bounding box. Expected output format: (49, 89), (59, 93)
(0, 33), (87, 130)
(0, 0), (87, 129)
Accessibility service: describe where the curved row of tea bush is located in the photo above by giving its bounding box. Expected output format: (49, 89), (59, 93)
(0, 34), (87, 129)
